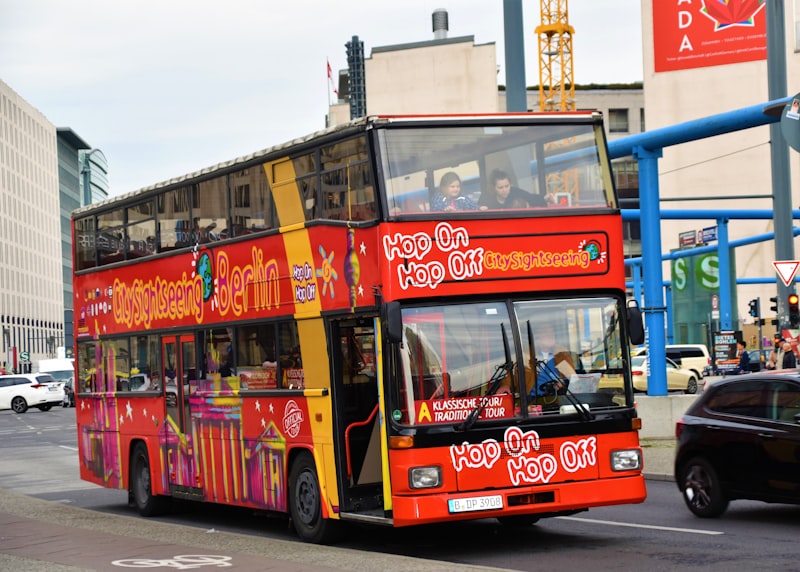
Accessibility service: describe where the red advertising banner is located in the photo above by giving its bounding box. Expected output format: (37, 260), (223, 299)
(653, 0), (766, 73)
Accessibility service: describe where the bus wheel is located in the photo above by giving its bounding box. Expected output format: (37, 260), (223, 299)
(289, 452), (341, 544)
(497, 514), (539, 527)
(131, 443), (171, 517)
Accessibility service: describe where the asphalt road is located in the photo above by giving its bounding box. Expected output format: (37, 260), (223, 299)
(3, 406), (800, 571)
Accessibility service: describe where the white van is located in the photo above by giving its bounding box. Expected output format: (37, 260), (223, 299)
(634, 344), (711, 379)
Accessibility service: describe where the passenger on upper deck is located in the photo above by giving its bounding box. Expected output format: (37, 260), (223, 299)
(479, 169), (548, 210)
(430, 172), (479, 212)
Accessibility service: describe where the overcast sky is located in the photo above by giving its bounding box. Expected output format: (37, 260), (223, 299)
(1, 0), (643, 196)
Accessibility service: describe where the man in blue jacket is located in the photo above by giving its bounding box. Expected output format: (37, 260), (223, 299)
(734, 340), (750, 374)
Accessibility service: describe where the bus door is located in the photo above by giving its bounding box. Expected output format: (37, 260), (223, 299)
(332, 318), (384, 514)
(162, 334), (197, 488)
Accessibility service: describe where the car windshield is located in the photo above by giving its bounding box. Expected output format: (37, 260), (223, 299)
(390, 296), (629, 426)
(35, 374), (58, 384)
(42, 370), (73, 382)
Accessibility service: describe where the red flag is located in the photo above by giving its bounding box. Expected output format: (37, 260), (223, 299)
(327, 59), (332, 81)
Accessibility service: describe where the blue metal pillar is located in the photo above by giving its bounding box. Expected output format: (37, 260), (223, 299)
(633, 263), (642, 307)
(503, 0), (527, 112)
(632, 145), (667, 396)
(716, 218), (732, 330)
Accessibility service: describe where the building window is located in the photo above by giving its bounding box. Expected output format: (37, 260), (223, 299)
(795, 0), (800, 51)
(640, 108), (645, 132)
(608, 109), (629, 133)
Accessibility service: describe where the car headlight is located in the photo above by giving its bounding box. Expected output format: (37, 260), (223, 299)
(409, 466), (442, 489)
(611, 449), (642, 471)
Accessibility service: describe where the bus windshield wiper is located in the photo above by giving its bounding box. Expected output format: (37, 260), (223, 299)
(458, 324), (513, 431)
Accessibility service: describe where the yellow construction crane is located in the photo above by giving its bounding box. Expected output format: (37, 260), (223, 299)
(536, 0), (577, 201)
(535, 0), (575, 112)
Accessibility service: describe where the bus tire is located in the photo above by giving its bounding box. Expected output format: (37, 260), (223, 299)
(288, 452), (341, 544)
(131, 443), (171, 517)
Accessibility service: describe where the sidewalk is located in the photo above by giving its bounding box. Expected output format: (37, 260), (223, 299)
(0, 488), (510, 572)
(641, 437), (677, 482)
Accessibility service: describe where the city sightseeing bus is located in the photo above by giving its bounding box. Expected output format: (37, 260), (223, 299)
(72, 111), (646, 544)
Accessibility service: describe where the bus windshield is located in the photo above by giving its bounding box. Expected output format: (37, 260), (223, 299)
(377, 121), (615, 215)
(392, 297), (628, 426)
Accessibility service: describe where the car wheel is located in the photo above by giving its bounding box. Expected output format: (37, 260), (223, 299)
(680, 456), (728, 518)
(131, 443), (171, 517)
(11, 396), (28, 414)
(38, 404), (52, 412)
(289, 452), (342, 544)
(685, 376), (698, 395)
(497, 514), (540, 527)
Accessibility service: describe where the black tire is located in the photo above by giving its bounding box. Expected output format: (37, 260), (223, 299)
(11, 396), (28, 414)
(131, 443), (171, 517)
(288, 452), (341, 544)
(497, 514), (540, 527)
(680, 456), (728, 518)
(685, 376), (698, 395)
(38, 404), (52, 412)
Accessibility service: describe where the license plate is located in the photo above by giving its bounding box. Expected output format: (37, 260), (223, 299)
(47, 386), (58, 392)
(447, 494), (503, 513)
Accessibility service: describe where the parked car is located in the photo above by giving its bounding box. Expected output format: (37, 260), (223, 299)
(62, 377), (75, 407)
(630, 355), (699, 394)
(675, 371), (800, 518)
(744, 349), (771, 372)
(634, 344), (711, 379)
(0, 373), (63, 413)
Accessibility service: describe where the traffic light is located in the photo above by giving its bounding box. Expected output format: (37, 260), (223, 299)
(748, 298), (760, 318)
(789, 293), (799, 327)
(770, 296), (779, 313)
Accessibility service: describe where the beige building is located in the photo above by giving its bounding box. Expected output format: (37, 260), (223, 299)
(641, 1), (800, 331)
(0, 80), (63, 370)
(328, 28), (645, 263)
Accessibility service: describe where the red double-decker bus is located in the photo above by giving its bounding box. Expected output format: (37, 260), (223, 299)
(72, 112), (646, 543)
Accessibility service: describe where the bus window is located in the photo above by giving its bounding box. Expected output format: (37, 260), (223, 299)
(158, 185), (193, 251)
(74, 216), (96, 270)
(97, 208), (125, 265)
(230, 166), (276, 236)
(196, 176), (228, 243)
(279, 322), (303, 389)
(236, 324), (279, 389)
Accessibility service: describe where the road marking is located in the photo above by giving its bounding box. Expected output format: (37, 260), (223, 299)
(557, 515), (724, 535)
(59, 445), (78, 451)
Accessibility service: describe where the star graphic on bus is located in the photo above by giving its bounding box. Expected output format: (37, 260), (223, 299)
(700, 0), (765, 31)
(316, 245), (339, 298)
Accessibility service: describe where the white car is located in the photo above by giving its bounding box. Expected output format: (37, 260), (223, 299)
(0, 373), (64, 413)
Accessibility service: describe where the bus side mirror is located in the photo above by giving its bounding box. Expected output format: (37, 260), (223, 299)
(627, 299), (645, 346)
(384, 301), (402, 343)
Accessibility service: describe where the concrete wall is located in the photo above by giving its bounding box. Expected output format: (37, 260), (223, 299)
(636, 394), (700, 439)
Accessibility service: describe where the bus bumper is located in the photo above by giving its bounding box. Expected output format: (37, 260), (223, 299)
(390, 474), (646, 526)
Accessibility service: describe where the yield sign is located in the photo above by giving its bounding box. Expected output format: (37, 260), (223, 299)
(773, 260), (800, 287)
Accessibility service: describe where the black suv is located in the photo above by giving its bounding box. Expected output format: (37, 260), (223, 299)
(675, 371), (800, 517)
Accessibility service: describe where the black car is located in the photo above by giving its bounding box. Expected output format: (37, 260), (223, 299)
(674, 371), (800, 517)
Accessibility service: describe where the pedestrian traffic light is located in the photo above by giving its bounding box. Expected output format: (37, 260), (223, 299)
(748, 298), (760, 318)
(770, 296), (779, 313)
(789, 293), (799, 327)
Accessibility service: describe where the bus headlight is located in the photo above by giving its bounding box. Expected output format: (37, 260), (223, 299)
(611, 449), (642, 471)
(409, 466), (442, 489)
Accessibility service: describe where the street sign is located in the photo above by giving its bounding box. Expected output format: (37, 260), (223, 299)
(701, 226), (717, 244)
(773, 260), (800, 287)
(678, 230), (696, 248)
(20, 351), (30, 362)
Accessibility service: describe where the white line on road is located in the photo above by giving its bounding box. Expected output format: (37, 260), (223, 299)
(59, 445), (78, 451)
(557, 515), (724, 535)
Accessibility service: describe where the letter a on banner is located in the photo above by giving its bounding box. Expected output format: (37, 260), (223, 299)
(773, 261), (800, 287)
